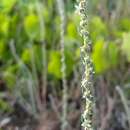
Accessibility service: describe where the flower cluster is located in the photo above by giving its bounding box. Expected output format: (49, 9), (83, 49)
(77, 0), (94, 130)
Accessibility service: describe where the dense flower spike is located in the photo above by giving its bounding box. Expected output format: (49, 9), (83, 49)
(77, 0), (94, 130)
(57, 0), (68, 130)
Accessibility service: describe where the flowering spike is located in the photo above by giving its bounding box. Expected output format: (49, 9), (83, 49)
(76, 0), (95, 130)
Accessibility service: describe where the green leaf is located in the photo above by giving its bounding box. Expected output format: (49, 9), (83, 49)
(48, 51), (61, 79)
(48, 0), (54, 9)
(21, 45), (43, 72)
(0, 14), (10, 36)
(89, 16), (108, 42)
(92, 40), (108, 73)
(67, 22), (78, 39)
(48, 50), (74, 79)
(21, 48), (31, 64)
(118, 18), (130, 32)
(0, 40), (11, 62)
(3, 66), (17, 89)
(24, 13), (44, 40)
(43, 7), (50, 23)
(92, 40), (119, 73)
(107, 42), (119, 66)
(0, 0), (16, 13)
(121, 32), (130, 61)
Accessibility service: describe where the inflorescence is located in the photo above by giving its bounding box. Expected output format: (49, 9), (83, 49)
(76, 0), (95, 130)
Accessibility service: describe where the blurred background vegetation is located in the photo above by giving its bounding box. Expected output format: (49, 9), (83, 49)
(0, 0), (130, 130)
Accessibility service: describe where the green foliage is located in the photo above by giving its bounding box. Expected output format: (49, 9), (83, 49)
(89, 16), (108, 42)
(121, 32), (130, 61)
(0, 41), (6, 60)
(48, 51), (61, 79)
(3, 64), (19, 89)
(48, 50), (74, 79)
(0, 0), (130, 125)
(21, 45), (43, 72)
(0, 40), (11, 63)
(92, 39), (119, 73)
(24, 13), (44, 40)
(0, 0), (130, 90)
(0, 0), (16, 13)
(67, 21), (78, 39)
(0, 99), (12, 112)
(118, 18), (130, 32)
(0, 13), (10, 37)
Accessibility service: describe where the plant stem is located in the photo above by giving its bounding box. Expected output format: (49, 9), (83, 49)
(57, 0), (68, 130)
